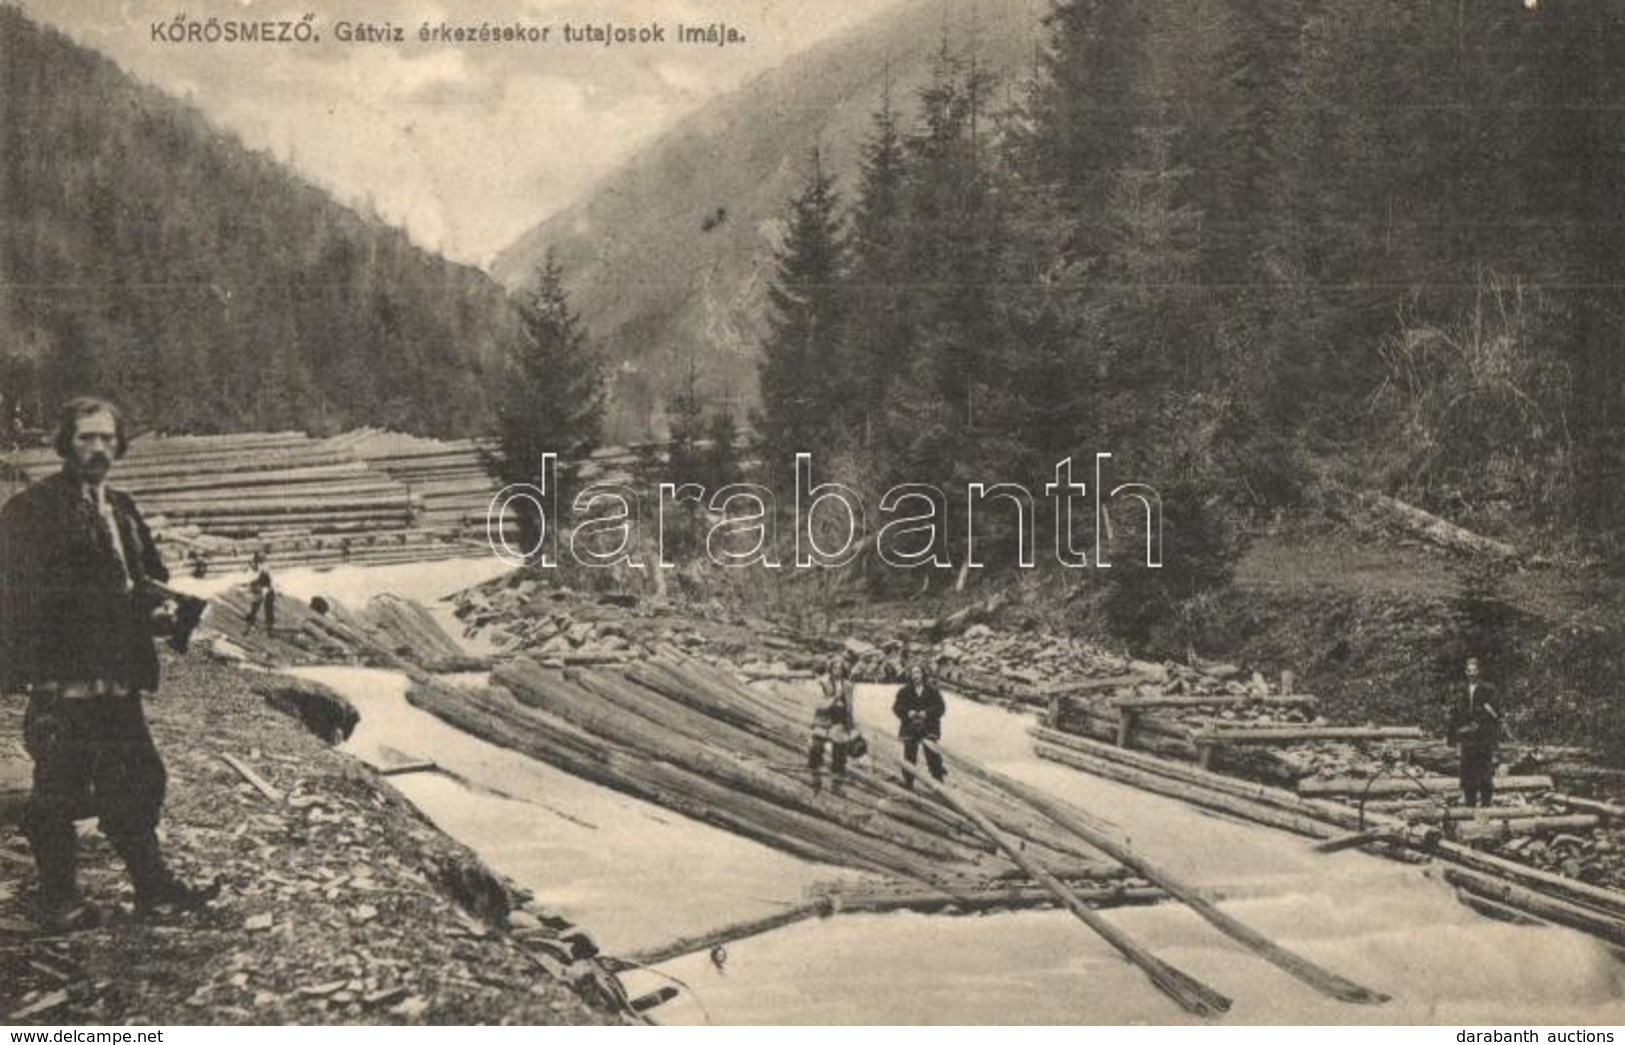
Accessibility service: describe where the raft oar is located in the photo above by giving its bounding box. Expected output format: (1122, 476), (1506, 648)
(902, 761), (1232, 1017)
(924, 739), (1388, 1006)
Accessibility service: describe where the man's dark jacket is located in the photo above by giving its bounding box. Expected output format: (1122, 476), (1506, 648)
(892, 680), (946, 740)
(1446, 680), (1501, 754)
(0, 471), (168, 693)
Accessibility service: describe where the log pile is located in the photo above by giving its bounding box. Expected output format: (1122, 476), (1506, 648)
(2, 429), (514, 568)
(323, 429), (506, 543)
(406, 651), (1121, 890)
(7, 432), (418, 538)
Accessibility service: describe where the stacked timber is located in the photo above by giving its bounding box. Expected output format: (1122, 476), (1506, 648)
(177, 528), (485, 572)
(327, 429), (506, 542)
(5, 432), (418, 539)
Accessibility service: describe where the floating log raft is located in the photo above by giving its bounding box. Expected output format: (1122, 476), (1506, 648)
(1032, 725), (1625, 945)
(405, 653), (1123, 894)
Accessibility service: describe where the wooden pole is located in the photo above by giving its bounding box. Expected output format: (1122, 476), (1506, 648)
(924, 741), (1387, 1005)
(603, 880), (1170, 973)
(904, 767), (1232, 1017)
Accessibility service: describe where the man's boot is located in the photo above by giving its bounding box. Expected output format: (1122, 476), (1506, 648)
(22, 822), (101, 932)
(114, 831), (219, 916)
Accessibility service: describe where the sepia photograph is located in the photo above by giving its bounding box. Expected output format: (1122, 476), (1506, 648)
(3, 0), (1625, 1031)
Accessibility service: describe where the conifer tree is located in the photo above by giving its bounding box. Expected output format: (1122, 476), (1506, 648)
(753, 150), (846, 486)
(498, 251), (606, 531)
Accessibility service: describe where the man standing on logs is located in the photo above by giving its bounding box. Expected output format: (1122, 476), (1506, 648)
(0, 397), (219, 930)
(1447, 656), (1502, 807)
(808, 657), (855, 794)
(893, 664), (947, 789)
(245, 564), (276, 634)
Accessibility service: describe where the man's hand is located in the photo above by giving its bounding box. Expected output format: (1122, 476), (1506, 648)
(149, 599), (179, 631)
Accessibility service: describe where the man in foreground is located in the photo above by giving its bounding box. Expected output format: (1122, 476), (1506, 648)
(0, 397), (218, 929)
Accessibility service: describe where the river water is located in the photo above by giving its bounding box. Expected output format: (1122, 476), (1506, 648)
(263, 561), (1625, 1025)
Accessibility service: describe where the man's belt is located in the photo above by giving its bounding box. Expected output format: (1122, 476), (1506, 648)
(30, 680), (132, 699)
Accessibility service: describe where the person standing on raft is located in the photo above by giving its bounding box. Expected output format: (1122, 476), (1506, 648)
(893, 663), (947, 789)
(808, 657), (856, 793)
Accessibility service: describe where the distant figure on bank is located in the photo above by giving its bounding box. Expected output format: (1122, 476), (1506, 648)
(1447, 656), (1502, 807)
(187, 549), (209, 579)
(808, 657), (856, 792)
(0, 397), (219, 929)
(893, 664), (947, 789)
(244, 567), (277, 634)
(248, 550), (265, 574)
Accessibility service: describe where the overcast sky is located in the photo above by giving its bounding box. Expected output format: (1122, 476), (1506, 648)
(19, 0), (911, 268)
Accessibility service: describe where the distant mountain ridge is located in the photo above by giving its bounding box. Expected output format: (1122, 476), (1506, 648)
(0, 5), (519, 438)
(493, 0), (1044, 443)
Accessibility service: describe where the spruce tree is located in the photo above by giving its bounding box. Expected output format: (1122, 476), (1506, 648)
(753, 150), (847, 487)
(498, 250), (606, 538)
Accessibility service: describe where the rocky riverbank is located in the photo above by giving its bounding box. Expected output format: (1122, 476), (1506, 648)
(0, 651), (628, 1026)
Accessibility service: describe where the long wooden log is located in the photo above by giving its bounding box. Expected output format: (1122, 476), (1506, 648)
(906, 769), (1232, 1017)
(1198, 726), (1427, 745)
(925, 740), (1386, 1004)
(1055, 706), (1202, 760)
(1440, 867), (1625, 947)
(604, 880), (1169, 973)
(1037, 741), (1342, 841)
(1297, 775), (1553, 798)
(1364, 492), (1518, 560)
(1453, 814), (1599, 842)
(1033, 728), (1371, 828)
(1550, 793), (1625, 821)
(142, 480), (403, 504)
(207, 518), (415, 537)
(1039, 674), (1153, 696)
(119, 461), (375, 492)
(159, 495), (413, 517)
(1113, 695), (1319, 711)
(1364, 802), (1559, 821)
(104, 448), (355, 476)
